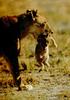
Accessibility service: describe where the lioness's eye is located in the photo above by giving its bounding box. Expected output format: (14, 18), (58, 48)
(45, 29), (48, 32)
(40, 23), (45, 27)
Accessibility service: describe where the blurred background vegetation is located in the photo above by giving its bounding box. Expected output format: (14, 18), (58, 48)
(0, 0), (70, 30)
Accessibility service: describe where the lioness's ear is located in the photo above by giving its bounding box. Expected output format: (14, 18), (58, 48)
(26, 9), (31, 13)
(31, 10), (37, 21)
(32, 9), (38, 17)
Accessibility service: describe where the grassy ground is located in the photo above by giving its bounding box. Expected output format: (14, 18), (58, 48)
(0, 0), (70, 100)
